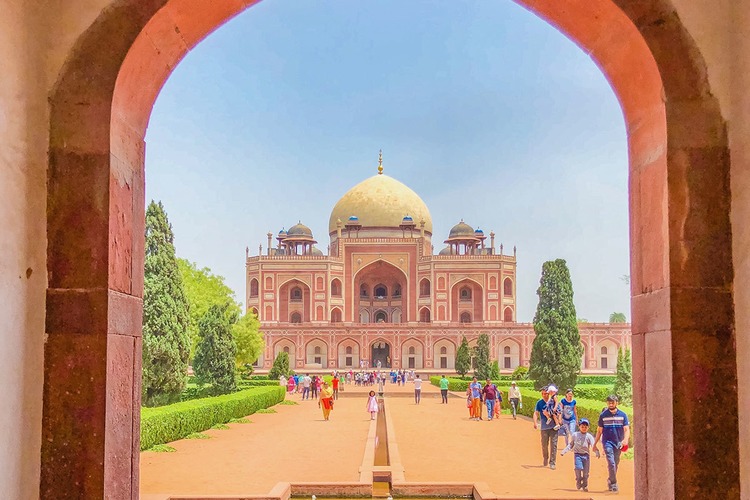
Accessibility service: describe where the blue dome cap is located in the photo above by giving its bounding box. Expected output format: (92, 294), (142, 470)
(402, 215), (414, 221)
(348, 215), (359, 221)
(475, 228), (484, 234)
(278, 228), (287, 234)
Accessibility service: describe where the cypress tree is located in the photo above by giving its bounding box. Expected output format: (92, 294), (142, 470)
(528, 259), (583, 390)
(473, 333), (491, 380)
(268, 351), (291, 381)
(455, 336), (471, 377)
(614, 348), (633, 404)
(193, 303), (237, 395)
(489, 360), (501, 380)
(142, 201), (191, 407)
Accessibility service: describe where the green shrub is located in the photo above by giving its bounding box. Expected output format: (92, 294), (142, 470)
(140, 386), (284, 450)
(147, 444), (176, 453)
(228, 417), (251, 423)
(237, 379), (279, 387)
(211, 423), (230, 430)
(185, 432), (211, 439)
(511, 365), (529, 380)
(256, 408), (276, 414)
(577, 375), (616, 385)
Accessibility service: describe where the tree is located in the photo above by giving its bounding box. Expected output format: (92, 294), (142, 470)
(614, 348), (633, 405)
(512, 365), (529, 380)
(455, 336), (471, 377)
(473, 333), (491, 380)
(179, 259), (264, 367)
(609, 312), (627, 323)
(193, 304), (237, 395)
(233, 310), (264, 370)
(528, 259), (583, 391)
(268, 351), (291, 381)
(142, 201), (191, 407)
(489, 360), (501, 380)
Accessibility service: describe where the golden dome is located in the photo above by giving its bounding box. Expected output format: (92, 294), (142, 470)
(448, 220), (475, 238)
(329, 174), (433, 234)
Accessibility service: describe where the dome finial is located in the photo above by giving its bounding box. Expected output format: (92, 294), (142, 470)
(378, 150), (383, 175)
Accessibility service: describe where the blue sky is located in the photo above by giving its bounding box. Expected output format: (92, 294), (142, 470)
(145, 0), (630, 322)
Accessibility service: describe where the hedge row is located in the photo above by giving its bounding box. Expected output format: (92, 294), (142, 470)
(238, 379), (280, 387)
(141, 386), (285, 450)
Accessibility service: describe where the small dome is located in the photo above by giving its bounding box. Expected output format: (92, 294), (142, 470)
(278, 228), (287, 235)
(348, 215), (359, 221)
(287, 221), (313, 237)
(402, 215), (414, 221)
(439, 246), (452, 255)
(449, 220), (475, 238)
(310, 247), (324, 256)
(475, 228), (484, 234)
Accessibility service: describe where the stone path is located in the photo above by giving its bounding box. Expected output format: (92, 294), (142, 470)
(141, 381), (634, 499)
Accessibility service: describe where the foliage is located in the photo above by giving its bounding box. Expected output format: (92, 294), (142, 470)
(256, 408), (276, 414)
(268, 351), (291, 380)
(609, 312), (627, 323)
(211, 423), (230, 430)
(140, 386), (284, 450)
(528, 259), (584, 391)
(178, 259), (264, 367)
(232, 310), (264, 369)
(142, 201), (191, 407)
(185, 432), (211, 439)
(577, 375), (616, 385)
(193, 304), (237, 395)
(614, 348), (633, 405)
(489, 360), (501, 380)
(228, 417), (252, 423)
(473, 333), (491, 380)
(147, 444), (176, 453)
(511, 365), (529, 380)
(279, 400), (299, 405)
(455, 336), (471, 377)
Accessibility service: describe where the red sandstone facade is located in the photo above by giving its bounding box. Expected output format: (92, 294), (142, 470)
(247, 167), (631, 371)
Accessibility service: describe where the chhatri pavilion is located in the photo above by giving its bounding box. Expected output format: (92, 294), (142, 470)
(246, 156), (630, 371)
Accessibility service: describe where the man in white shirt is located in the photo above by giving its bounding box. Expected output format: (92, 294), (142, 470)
(302, 374), (312, 400)
(413, 374), (423, 404)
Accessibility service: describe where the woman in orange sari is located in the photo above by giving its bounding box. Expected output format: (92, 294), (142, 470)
(319, 381), (335, 421)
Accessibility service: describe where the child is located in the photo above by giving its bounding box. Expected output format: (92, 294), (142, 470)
(544, 385), (565, 431)
(560, 418), (599, 492)
(366, 390), (379, 420)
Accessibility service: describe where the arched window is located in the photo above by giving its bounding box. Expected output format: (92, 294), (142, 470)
(440, 346), (447, 355)
(504, 278), (513, 296)
(290, 312), (302, 323)
(392, 284), (402, 298)
(314, 346), (321, 355)
(504, 307), (513, 322)
(460, 312), (472, 323)
(489, 276), (497, 289)
(408, 346), (415, 355)
(360, 284), (369, 298)
(601, 346), (608, 355)
(250, 307), (258, 317)
(265, 276), (272, 289)
(290, 286), (302, 301)
(504, 346), (511, 354)
(359, 309), (370, 323)
(375, 311), (387, 323)
(250, 279), (259, 297)
(331, 279), (341, 297)
(316, 276), (323, 290)
(331, 308), (342, 323)
(419, 308), (431, 323)
(283, 346), (290, 354)
(392, 309), (402, 323)
(345, 346), (353, 355)
(419, 279), (431, 297)
(460, 287), (472, 300)
(438, 277), (446, 290)
(374, 284), (387, 298)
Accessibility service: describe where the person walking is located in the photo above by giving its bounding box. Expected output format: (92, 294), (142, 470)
(533, 386), (559, 469)
(302, 374), (312, 400)
(366, 390), (379, 420)
(560, 418), (598, 492)
(413, 374), (422, 404)
(508, 381), (521, 419)
(561, 389), (579, 445)
(286, 375), (296, 395)
(593, 394), (630, 493)
(331, 374), (339, 400)
(482, 379), (497, 421)
(439, 375), (449, 404)
(469, 377), (483, 421)
(318, 382), (334, 421)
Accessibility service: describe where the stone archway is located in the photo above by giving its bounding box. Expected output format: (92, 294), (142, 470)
(43, 1), (738, 498)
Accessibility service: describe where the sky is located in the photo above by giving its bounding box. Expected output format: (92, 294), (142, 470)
(145, 0), (630, 323)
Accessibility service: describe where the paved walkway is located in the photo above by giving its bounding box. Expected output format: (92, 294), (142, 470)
(141, 380), (634, 499)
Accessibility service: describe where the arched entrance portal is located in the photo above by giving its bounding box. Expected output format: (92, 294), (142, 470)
(370, 341), (391, 369)
(41, 0), (741, 498)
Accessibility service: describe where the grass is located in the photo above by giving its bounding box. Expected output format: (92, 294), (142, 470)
(185, 432), (211, 439)
(279, 400), (299, 405)
(256, 408), (277, 414)
(147, 444), (176, 452)
(211, 423), (230, 430)
(228, 417), (252, 423)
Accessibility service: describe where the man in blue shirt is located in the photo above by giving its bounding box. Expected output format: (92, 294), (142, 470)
(469, 377), (483, 420)
(593, 394), (631, 492)
(533, 386), (559, 469)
